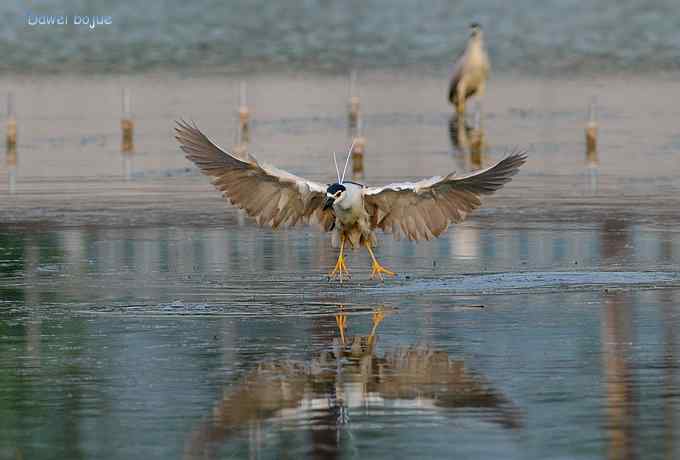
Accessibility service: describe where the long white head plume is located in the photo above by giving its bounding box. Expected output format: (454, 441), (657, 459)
(340, 140), (355, 184)
(333, 152), (341, 183)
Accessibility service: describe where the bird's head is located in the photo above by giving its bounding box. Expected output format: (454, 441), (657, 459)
(470, 23), (482, 38)
(324, 183), (346, 210)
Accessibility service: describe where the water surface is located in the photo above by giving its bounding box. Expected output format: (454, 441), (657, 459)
(1, 219), (679, 459)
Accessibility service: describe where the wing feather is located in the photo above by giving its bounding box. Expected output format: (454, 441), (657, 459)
(364, 152), (527, 241)
(175, 120), (332, 230)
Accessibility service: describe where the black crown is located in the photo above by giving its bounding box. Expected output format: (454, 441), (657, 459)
(327, 183), (346, 194)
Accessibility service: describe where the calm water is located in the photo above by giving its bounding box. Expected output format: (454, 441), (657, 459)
(1, 219), (679, 459)
(2, 0), (680, 74)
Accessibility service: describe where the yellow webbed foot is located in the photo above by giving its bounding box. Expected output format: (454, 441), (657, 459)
(328, 254), (351, 282)
(364, 241), (396, 281)
(370, 260), (396, 281)
(328, 236), (351, 283)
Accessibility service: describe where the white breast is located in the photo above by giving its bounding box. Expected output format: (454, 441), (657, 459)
(333, 183), (364, 227)
(465, 38), (489, 78)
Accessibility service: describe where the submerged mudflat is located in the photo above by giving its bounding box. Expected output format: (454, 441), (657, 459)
(1, 73), (679, 459)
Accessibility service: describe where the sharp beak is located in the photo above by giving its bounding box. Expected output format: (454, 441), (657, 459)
(323, 197), (335, 210)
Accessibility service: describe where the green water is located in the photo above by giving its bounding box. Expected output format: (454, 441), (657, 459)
(1, 221), (679, 459)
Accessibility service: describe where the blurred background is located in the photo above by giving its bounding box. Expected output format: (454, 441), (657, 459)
(2, 0), (680, 74)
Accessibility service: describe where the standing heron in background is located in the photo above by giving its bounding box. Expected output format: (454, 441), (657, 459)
(175, 121), (525, 281)
(448, 23), (490, 116)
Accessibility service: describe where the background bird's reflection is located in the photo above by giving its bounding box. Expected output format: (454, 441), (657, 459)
(183, 306), (521, 459)
(448, 109), (485, 171)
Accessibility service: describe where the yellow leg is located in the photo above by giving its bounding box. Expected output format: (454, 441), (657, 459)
(456, 82), (467, 116)
(365, 242), (396, 281)
(328, 236), (351, 282)
(457, 101), (465, 117)
(335, 306), (347, 345)
(367, 308), (385, 347)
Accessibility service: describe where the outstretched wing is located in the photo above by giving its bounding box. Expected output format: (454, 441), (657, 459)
(175, 120), (334, 230)
(364, 152), (527, 241)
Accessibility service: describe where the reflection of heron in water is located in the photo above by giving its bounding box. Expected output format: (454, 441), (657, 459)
(184, 306), (522, 459)
(449, 114), (472, 153)
(449, 106), (486, 170)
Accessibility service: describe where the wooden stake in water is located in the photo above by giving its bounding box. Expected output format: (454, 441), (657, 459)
(238, 81), (250, 143)
(351, 115), (366, 179)
(6, 92), (17, 150)
(122, 154), (133, 181)
(585, 98), (599, 193)
(585, 98), (598, 162)
(232, 112), (248, 158)
(232, 115), (248, 225)
(121, 88), (134, 153)
(348, 70), (360, 134)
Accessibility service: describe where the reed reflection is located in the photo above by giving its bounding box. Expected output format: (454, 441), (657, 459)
(600, 219), (637, 460)
(6, 143), (17, 194)
(6, 92), (17, 150)
(4, 91), (18, 194)
(184, 306), (521, 459)
(232, 99), (249, 158)
(661, 288), (677, 460)
(347, 71), (365, 180)
(602, 291), (637, 460)
(121, 151), (133, 181)
(350, 116), (366, 180)
(231, 90), (251, 226)
(238, 81), (251, 144)
(659, 222), (677, 460)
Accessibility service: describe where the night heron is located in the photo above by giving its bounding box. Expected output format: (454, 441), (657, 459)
(175, 121), (526, 281)
(448, 23), (490, 116)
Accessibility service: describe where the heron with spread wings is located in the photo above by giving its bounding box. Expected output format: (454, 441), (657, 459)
(175, 121), (526, 281)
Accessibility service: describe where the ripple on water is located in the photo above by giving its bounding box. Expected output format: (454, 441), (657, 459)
(372, 271), (680, 295)
(74, 301), (394, 319)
